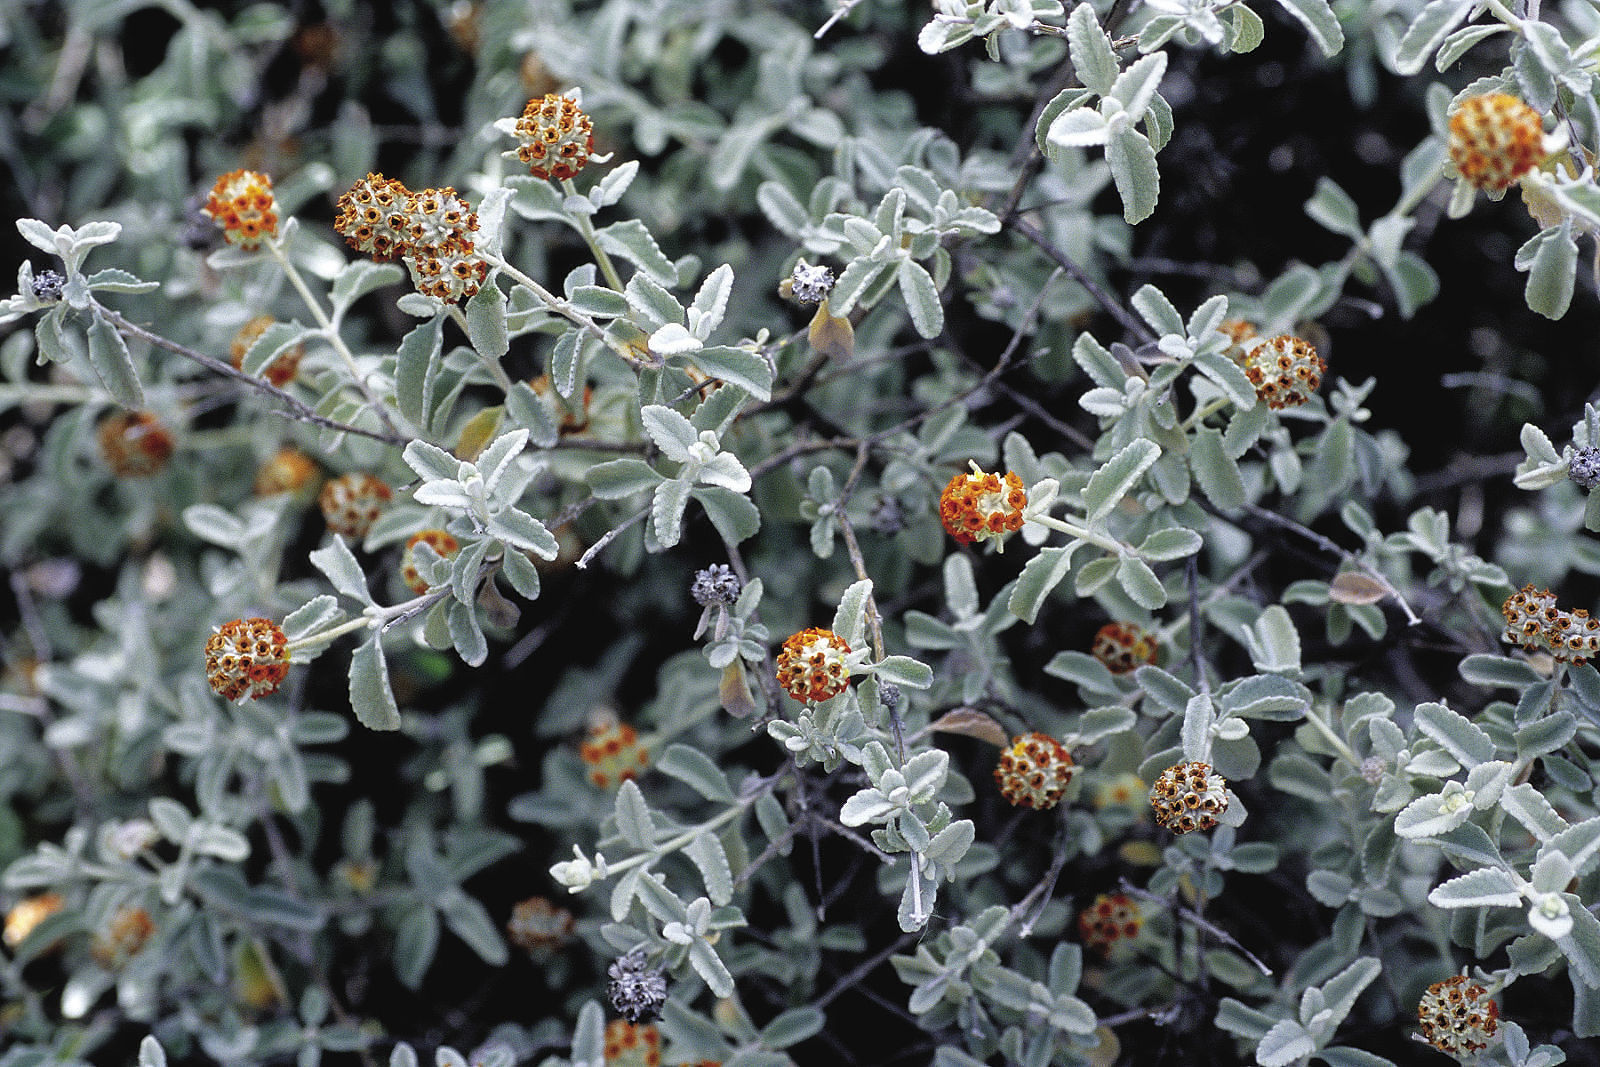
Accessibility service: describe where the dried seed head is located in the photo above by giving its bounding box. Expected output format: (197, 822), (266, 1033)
(995, 731), (1075, 810)
(775, 627), (853, 703)
(1450, 93), (1544, 192)
(607, 947), (669, 1024)
(230, 315), (304, 387)
(512, 94), (597, 181)
(691, 563), (742, 607)
(939, 466), (1027, 545)
(1569, 446), (1600, 491)
(203, 169), (278, 248)
(789, 261), (835, 305)
(97, 411), (175, 477)
(1150, 761), (1228, 834)
(318, 472), (393, 540)
(1417, 974), (1499, 1056)
(1078, 892), (1143, 957)
(1242, 334), (1325, 410)
(400, 529), (461, 594)
(205, 617), (290, 702)
(1092, 622), (1159, 674)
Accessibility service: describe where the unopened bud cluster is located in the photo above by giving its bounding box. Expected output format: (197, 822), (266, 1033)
(334, 173), (489, 303)
(690, 563), (742, 607)
(1149, 761), (1228, 834)
(788, 260), (835, 305)
(1501, 583), (1600, 664)
(607, 947), (668, 1024)
(1417, 974), (1499, 1056)
(1568, 446), (1600, 491)
(994, 732), (1075, 810)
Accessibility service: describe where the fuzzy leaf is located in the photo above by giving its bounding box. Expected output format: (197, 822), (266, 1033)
(1084, 438), (1160, 522)
(348, 637), (401, 731)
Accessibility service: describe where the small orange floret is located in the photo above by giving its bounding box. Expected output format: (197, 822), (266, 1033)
(1450, 93), (1545, 192)
(254, 446), (319, 496)
(513, 94), (597, 181)
(938, 467), (1026, 545)
(318, 472), (393, 540)
(1078, 892), (1143, 956)
(400, 529), (461, 594)
(995, 732), (1075, 810)
(579, 713), (649, 790)
(1092, 622), (1159, 674)
(203, 169), (279, 249)
(230, 315), (304, 387)
(205, 617), (290, 702)
(97, 410), (175, 477)
(775, 627), (853, 703)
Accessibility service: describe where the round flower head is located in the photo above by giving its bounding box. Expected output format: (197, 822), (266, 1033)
(31, 269), (65, 302)
(405, 234), (490, 304)
(92, 906), (155, 969)
(512, 94), (596, 181)
(607, 947), (668, 1024)
(1092, 622), (1159, 674)
(995, 731), (1076, 810)
(939, 465), (1027, 546)
(1569, 446), (1600, 491)
(788, 260), (836, 305)
(401, 528), (460, 594)
(318, 472), (393, 540)
(254, 446), (319, 496)
(203, 169), (278, 249)
(1418, 974), (1499, 1057)
(1078, 892), (1143, 957)
(602, 1019), (661, 1067)
(775, 627), (854, 703)
(579, 711), (650, 789)
(507, 896), (575, 955)
(205, 617), (291, 702)
(398, 185), (479, 250)
(1450, 93), (1545, 193)
(230, 315), (303, 388)
(691, 563), (742, 607)
(333, 173), (414, 260)
(97, 410), (175, 477)
(1243, 335), (1325, 410)
(1501, 583), (1600, 664)
(1150, 761), (1228, 834)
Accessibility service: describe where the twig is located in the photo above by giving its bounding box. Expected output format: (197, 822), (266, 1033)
(813, 931), (920, 1010)
(1009, 217), (1157, 345)
(1241, 502), (1421, 627)
(1118, 878), (1273, 977)
(575, 505), (648, 569)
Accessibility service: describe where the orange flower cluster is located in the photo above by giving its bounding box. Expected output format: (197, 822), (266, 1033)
(1078, 892), (1142, 957)
(333, 173), (489, 303)
(1450, 93), (1544, 192)
(506, 896), (575, 955)
(1220, 318), (1259, 366)
(92, 906), (154, 968)
(1501, 583), (1600, 664)
(580, 713), (650, 789)
(230, 315), (303, 388)
(603, 1019), (661, 1067)
(401, 529), (461, 594)
(1149, 761), (1227, 835)
(1242, 335), (1325, 410)
(939, 467), (1026, 545)
(97, 410), (175, 477)
(775, 627), (853, 703)
(1418, 975), (1499, 1056)
(203, 169), (278, 249)
(512, 94), (597, 181)
(994, 732), (1075, 810)
(318, 472), (393, 540)
(205, 617), (291, 702)
(1092, 622), (1159, 674)
(254, 446), (319, 496)
(3, 892), (64, 948)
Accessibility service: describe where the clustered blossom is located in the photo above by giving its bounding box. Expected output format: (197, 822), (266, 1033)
(333, 173), (489, 303)
(1078, 892), (1143, 957)
(506, 896), (575, 955)
(1241, 334), (1325, 410)
(1149, 761), (1228, 834)
(938, 465), (1027, 546)
(606, 947), (668, 1024)
(775, 627), (854, 703)
(30, 269), (64, 302)
(1449, 93), (1545, 193)
(97, 410), (175, 477)
(202, 169), (278, 249)
(1092, 621), (1159, 674)
(579, 711), (650, 789)
(510, 93), (597, 181)
(1568, 445), (1600, 491)
(602, 1020), (661, 1067)
(788, 260), (835, 305)
(1417, 975), (1499, 1057)
(318, 472), (393, 540)
(690, 563), (742, 607)
(91, 906), (154, 968)
(230, 315), (303, 388)
(204, 617), (291, 702)
(4, 892), (64, 948)
(1501, 583), (1600, 664)
(994, 732), (1076, 810)
(401, 529), (461, 594)
(254, 446), (319, 496)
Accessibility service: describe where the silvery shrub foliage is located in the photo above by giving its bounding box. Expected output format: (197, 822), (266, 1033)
(2, 0), (1600, 1065)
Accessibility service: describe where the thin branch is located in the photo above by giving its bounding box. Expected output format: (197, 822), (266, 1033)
(1118, 878), (1273, 977)
(1009, 217), (1157, 345)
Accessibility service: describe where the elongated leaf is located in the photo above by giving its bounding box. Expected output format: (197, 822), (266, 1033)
(898, 260), (944, 339)
(659, 744), (735, 802)
(651, 478), (692, 547)
(1428, 866), (1524, 908)
(86, 313), (143, 406)
(395, 316), (443, 425)
(1107, 128), (1160, 225)
(1414, 701), (1494, 768)
(1394, 0), (1474, 74)
(1247, 605), (1301, 673)
(687, 345), (773, 400)
(349, 636), (401, 731)
(686, 832), (734, 905)
(465, 281), (509, 360)
(833, 578), (874, 649)
(1066, 2), (1118, 94)
(1271, 0), (1344, 56)
(1515, 222), (1577, 321)
(1191, 426), (1246, 511)
(1009, 544), (1078, 624)
(1084, 438), (1160, 522)
(1256, 1020), (1314, 1067)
